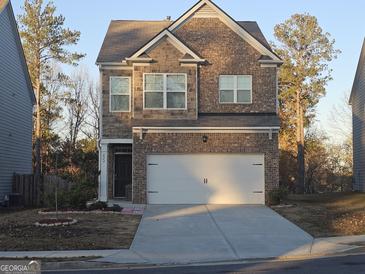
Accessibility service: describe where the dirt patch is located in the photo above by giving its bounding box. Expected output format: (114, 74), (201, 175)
(273, 192), (365, 237)
(0, 208), (141, 251)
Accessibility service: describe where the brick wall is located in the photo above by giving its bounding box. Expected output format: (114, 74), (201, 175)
(132, 132), (279, 204)
(175, 18), (277, 113)
(133, 39), (197, 120)
(102, 69), (133, 139)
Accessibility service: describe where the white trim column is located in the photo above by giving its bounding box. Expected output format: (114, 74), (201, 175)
(99, 144), (108, 202)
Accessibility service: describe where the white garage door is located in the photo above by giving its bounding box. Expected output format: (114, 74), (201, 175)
(147, 154), (265, 204)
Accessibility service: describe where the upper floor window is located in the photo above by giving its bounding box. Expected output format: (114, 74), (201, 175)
(144, 73), (187, 109)
(219, 75), (252, 104)
(110, 77), (130, 112)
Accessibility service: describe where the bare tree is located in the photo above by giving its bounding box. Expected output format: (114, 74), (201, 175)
(83, 81), (100, 141)
(64, 68), (89, 160)
(329, 90), (352, 142)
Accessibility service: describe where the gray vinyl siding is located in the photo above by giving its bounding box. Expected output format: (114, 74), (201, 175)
(0, 4), (33, 201)
(352, 56), (365, 191)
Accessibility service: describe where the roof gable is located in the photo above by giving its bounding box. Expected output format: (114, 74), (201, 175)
(168, 0), (282, 63)
(350, 39), (365, 105)
(127, 29), (205, 63)
(96, 0), (281, 65)
(96, 20), (171, 64)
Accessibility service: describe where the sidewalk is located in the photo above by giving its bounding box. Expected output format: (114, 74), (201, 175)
(0, 235), (364, 265)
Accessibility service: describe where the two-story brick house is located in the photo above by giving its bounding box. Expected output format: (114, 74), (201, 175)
(96, 0), (282, 205)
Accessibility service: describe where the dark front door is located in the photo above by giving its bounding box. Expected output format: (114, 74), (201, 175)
(114, 154), (132, 198)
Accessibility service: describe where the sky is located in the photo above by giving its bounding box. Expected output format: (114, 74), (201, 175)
(11, 0), (365, 142)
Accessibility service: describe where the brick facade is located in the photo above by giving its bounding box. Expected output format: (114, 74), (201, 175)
(132, 132), (279, 204)
(99, 13), (280, 204)
(175, 18), (277, 113)
(132, 40), (197, 120)
(102, 69), (133, 139)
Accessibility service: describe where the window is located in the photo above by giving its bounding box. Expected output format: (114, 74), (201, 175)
(219, 75), (252, 104)
(110, 77), (130, 112)
(144, 73), (187, 109)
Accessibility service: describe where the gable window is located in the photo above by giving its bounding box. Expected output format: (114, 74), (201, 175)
(219, 75), (252, 104)
(144, 73), (187, 109)
(110, 77), (130, 112)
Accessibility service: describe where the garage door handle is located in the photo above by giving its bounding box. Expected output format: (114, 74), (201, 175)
(253, 163), (263, 166)
(148, 163), (158, 166)
(253, 191), (263, 194)
(148, 191), (159, 194)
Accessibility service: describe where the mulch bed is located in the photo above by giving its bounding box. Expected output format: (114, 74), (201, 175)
(0, 208), (141, 251)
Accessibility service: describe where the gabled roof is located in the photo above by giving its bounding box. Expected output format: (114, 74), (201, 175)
(96, 0), (281, 65)
(127, 29), (205, 63)
(97, 21), (275, 64)
(350, 38), (365, 105)
(96, 20), (171, 64)
(1, 0), (35, 104)
(168, 0), (282, 63)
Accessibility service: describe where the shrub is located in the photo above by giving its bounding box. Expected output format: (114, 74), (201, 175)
(268, 186), (289, 206)
(68, 180), (97, 209)
(43, 189), (69, 209)
(88, 201), (108, 211)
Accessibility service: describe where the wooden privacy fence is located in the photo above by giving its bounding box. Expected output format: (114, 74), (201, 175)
(12, 174), (41, 207)
(12, 174), (73, 207)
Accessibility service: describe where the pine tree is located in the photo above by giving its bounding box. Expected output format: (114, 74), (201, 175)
(18, 0), (85, 176)
(273, 14), (340, 193)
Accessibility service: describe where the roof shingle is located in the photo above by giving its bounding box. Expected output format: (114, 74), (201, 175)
(96, 20), (272, 63)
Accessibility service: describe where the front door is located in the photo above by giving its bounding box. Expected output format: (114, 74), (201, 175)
(114, 154), (132, 198)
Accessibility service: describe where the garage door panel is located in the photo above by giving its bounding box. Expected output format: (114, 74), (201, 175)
(147, 154), (265, 205)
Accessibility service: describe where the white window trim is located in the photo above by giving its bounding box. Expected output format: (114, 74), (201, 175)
(143, 73), (188, 110)
(109, 76), (131, 113)
(219, 75), (253, 104)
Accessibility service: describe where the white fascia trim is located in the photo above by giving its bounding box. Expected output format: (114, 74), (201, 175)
(133, 127), (280, 134)
(258, 59), (283, 65)
(129, 30), (203, 61)
(260, 64), (278, 68)
(100, 139), (133, 144)
(96, 62), (126, 66)
(133, 126), (280, 130)
(100, 66), (133, 70)
(125, 57), (153, 62)
(168, 0), (282, 62)
(181, 63), (198, 67)
(168, 0), (206, 30)
(179, 58), (206, 63)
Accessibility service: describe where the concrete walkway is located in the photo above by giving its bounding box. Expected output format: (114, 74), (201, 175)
(0, 205), (363, 265)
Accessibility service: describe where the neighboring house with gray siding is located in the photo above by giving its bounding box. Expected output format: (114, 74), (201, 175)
(0, 0), (35, 201)
(350, 39), (365, 191)
(96, 0), (282, 205)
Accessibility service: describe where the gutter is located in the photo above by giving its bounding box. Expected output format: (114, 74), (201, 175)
(132, 126), (280, 140)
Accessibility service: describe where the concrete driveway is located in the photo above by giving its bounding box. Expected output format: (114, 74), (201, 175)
(130, 205), (314, 264)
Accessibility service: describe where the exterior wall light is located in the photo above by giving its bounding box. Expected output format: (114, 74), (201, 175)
(202, 135), (208, 143)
